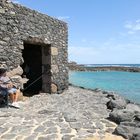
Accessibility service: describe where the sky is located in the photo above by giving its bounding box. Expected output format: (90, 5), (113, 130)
(12, 0), (140, 64)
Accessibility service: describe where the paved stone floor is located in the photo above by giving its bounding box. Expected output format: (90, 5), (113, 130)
(0, 86), (118, 140)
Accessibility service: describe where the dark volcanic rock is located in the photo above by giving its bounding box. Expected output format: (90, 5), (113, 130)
(68, 62), (140, 73)
(131, 133), (140, 140)
(106, 92), (129, 102)
(120, 121), (140, 127)
(106, 92), (128, 110)
(109, 109), (134, 124)
(114, 121), (140, 139)
(126, 103), (140, 113)
(107, 99), (127, 110)
(114, 124), (133, 139)
(109, 103), (140, 139)
(135, 114), (140, 121)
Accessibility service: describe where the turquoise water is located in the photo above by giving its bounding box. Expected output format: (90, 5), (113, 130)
(69, 71), (140, 103)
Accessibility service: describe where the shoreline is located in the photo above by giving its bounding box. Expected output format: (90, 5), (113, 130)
(69, 84), (140, 139)
(69, 70), (140, 105)
(68, 63), (140, 72)
(69, 83), (140, 106)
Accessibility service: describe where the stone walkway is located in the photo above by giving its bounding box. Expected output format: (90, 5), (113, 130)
(0, 86), (120, 140)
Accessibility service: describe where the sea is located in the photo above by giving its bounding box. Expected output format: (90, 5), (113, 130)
(69, 64), (140, 104)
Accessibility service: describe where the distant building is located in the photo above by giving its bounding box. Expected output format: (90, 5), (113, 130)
(0, 0), (68, 94)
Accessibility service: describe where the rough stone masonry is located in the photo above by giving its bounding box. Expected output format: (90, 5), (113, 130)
(0, 0), (68, 93)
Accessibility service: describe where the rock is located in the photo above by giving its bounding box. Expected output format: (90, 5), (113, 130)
(107, 98), (127, 110)
(126, 103), (140, 113)
(21, 78), (29, 84)
(106, 92), (125, 100)
(109, 109), (134, 124)
(62, 135), (75, 140)
(68, 62), (140, 72)
(102, 91), (109, 94)
(106, 92), (129, 111)
(120, 121), (140, 127)
(64, 113), (77, 122)
(114, 121), (140, 139)
(10, 75), (24, 89)
(79, 86), (85, 89)
(0, 9), (5, 13)
(51, 83), (57, 93)
(0, 40), (7, 45)
(7, 65), (23, 77)
(93, 88), (102, 92)
(134, 113), (140, 121)
(114, 124), (133, 139)
(51, 65), (59, 73)
(51, 47), (58, 56)
(108, 100), (140, 140)
(132, 133), (140, 140)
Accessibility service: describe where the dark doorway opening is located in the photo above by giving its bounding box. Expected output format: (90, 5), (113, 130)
(21, 43), (42, 96)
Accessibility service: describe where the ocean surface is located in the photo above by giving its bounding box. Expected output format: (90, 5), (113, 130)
(69, 71), (140, 104)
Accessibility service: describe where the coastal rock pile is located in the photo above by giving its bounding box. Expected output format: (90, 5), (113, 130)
(68, 62), (140, 72)
(106, 93), (128, 110)
(105, 92), (140, 139)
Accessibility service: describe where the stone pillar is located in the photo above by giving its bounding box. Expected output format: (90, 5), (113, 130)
(42, 45), (51, 93)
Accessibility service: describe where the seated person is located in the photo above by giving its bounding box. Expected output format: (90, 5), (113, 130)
(0, 67), (20, 108)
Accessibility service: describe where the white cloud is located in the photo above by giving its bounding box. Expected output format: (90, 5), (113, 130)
(125, 20), (140, 34)
(69, 20), (140, 64)
(68, 43), (140, 64)
(57, 16), (70, 21)
(124, 23), (133, 29)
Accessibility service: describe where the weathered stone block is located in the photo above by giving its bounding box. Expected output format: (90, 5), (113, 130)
(51, 47), (58, 55)
(51, 83), (57, 93)
(7, 66), (23, 77)
(0, 9), (5, 13)
(51, 65), (59, 73)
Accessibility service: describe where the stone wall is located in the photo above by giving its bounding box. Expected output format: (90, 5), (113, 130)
(0, 0), (68, 93)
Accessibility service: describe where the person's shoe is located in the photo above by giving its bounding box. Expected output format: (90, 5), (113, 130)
(11, 102), (20, 108)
